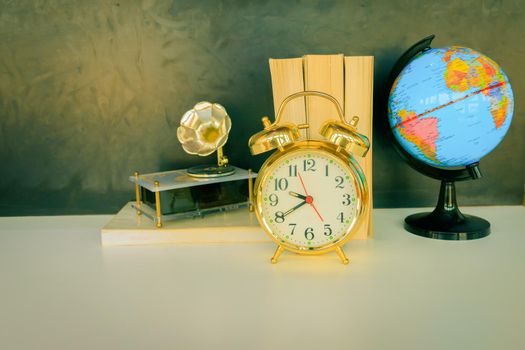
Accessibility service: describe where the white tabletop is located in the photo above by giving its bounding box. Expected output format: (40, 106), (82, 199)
(1, 206), (524, 350)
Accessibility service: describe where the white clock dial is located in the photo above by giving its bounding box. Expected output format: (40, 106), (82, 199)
(259, 148), (359, 250)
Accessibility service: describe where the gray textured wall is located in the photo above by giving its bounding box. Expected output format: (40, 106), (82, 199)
(0, 0), (523, 215)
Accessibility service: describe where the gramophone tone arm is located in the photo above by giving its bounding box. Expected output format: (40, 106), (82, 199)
(217, 146), (229, 167)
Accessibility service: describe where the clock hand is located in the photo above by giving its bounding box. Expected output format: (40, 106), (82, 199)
(297, 171), (309, 196)
(283, 200), (307, 217)
(289, 191), (307, 200)
(297, 171), (324, 222)
(309, 202), (324, 222)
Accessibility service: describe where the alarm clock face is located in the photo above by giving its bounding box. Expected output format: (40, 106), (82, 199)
(256, 145), (362, 252)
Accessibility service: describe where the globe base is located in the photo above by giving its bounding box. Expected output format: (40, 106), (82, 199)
(404, 180), (490, 240)
(405, 212), (490, 240)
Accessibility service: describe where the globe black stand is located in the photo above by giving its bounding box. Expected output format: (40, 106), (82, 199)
(404, 179), (490, 240)
(388, 35), (491, 240)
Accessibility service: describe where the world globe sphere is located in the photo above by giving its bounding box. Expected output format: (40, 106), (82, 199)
(388, 46), (514, 169)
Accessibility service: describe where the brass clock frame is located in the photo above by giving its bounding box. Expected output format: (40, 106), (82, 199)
(253, 141), (368, 264)
(249, 90), (370, 264)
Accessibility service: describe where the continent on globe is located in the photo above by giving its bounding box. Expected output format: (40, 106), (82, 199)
(443, 47), (511, 129)
(388, 46), (514, 168)
(396, 110), (439, 163)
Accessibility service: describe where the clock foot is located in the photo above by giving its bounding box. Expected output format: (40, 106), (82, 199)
(270, 245), (285, 264)
(335, 246), (350, 265)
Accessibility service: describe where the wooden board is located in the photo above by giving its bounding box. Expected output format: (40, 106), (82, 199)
(102, 196), (372, 246)
(344, 56), (374, 239)
(269, 57), (307, 139)
(101, 202), (267, 246)
(304, 54), (345, 140)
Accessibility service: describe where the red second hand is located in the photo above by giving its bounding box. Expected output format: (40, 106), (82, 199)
(297, 171), (324, 222)
(297, 171), (309, 196)
(310, 202), (324, 222)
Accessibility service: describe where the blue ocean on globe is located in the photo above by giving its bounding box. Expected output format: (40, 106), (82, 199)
(388, 46), (514, 168)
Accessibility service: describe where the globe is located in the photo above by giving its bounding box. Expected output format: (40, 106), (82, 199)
(386, 36), (516, 240)
(388, 46), (514, 168)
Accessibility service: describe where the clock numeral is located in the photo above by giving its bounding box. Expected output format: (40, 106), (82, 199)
(269, 194), (279, 206)
(304, 227), (314, 241)
(288, 223), (297, 235)
(303, 158), (316, 172)
(342, 193), (351, 206)
(275, 211), (285, 223)
(324, 224), (332, 236)
(325, 164), (329, 177)
(335, 176), (344, 189)
(337, 212), (344, 223)
(288, 165), (297, 177)
(274, 178), (289, 191)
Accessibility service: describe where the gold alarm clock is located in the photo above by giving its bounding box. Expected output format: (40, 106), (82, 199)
(248, 91), (370, 264)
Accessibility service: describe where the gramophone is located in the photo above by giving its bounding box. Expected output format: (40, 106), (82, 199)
(177, 101), (236, 177)
(130, 102), (253, 228)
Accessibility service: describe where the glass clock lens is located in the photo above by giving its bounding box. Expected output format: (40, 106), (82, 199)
(260, 149), (359, 249)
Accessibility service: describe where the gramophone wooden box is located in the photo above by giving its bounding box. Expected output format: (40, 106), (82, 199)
(130, 167), (255, 227)
(100, 167), (262, 246)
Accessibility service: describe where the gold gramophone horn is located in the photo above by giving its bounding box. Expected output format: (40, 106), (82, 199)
(177, 101), (231, 157)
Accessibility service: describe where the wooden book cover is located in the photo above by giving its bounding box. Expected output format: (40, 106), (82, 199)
(344, 56), (374, 238)
(269, 58), (307, 139)
(303, 54), (345, 140)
